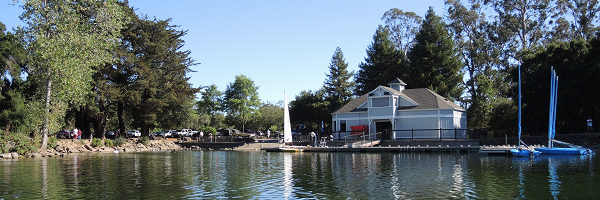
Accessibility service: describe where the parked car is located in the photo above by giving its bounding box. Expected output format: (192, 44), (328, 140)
(153, 131), (165, 138)
(126, 130), (141, 137)
(55, 130), (71, 139)
(106, 131), (117, 139)
(164, 130), (176, 138)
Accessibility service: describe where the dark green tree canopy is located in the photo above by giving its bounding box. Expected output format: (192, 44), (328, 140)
(407, 7), (464, 101)
(520, 38), (600, 130)
(355, 25), (406, 95)
(324, 47), (355, 104)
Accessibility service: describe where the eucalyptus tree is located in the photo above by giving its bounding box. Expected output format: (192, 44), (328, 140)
(446, 0), (507, 128)
(18, 0), (125, 150)
(486, 0), (551, 63)
(0, 21), (26, 95)
(554, 0), (600, 41)
(323, 47), (354, 107)
(224, 74), (261, 131)
(407, 7), (464, 102)
(355, 25), (405, 95)
(381, 8), (423, 58)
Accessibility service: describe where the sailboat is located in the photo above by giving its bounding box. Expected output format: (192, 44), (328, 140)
(279, 91), (303, 152)
(534, 67), (594, 155)
(511, 65), (541, 157)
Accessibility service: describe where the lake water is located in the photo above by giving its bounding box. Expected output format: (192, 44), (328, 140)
(0, 151), (597, 199)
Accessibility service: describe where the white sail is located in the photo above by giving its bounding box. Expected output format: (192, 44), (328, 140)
(283, 91), (292, 144)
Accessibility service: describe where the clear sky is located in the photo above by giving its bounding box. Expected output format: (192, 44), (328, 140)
(1, 0), (446, 104)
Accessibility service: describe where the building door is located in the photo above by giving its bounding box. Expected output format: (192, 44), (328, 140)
(376, 121), (392, 140)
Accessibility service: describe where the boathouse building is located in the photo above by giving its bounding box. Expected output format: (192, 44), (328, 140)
(331, 78), (467, 140)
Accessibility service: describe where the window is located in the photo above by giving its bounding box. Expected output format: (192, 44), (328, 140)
(372, 97), (389, 107)
(340, 120), (347, 132)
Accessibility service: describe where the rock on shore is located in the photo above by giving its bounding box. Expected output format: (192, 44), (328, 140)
(4, 138), (184, 159)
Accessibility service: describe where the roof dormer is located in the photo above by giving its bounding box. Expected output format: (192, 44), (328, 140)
(388, 78), (407, 92)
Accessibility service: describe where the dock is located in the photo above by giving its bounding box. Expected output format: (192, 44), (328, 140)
(262, 144), (480, 153)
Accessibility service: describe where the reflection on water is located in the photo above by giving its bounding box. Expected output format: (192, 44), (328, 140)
(0, 152), (597, 199)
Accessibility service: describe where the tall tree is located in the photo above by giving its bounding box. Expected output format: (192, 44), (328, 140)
(323, 47), (355, 106)
(381, 8), (423, 57)
(407, 7), (464, 101)
(486, 0), (551, 63)
(554, 0), (600, 40)
(355, 25), (406, 95)
(120, 16), (199, 136)
(197, 84), (223, 125)
(18, 0), (125, 150)
(446, 0), (507, 128)
(0, 21), (26, 95)
(224, 74), (261, 131)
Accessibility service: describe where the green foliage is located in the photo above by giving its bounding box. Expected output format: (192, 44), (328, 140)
(91, 138), (103, 148)
(520, 38), (600, 131)
(324, 47), (355, 104)
(138, 136), (150, 146)
(114, 136), (126, 147)
(269, 125), (279, 132)
(117, 15), (199, 135)
(200, 125), (217, 134)
(290, 89), (331, 132)
(224, 75), (261, 130)
(250, 102), (283, 132)
(104, 139), (114, 147)
(0, 131), (38, 155)
(48, 136), (58, 149)
(18, 0), (126, 150)
(355, 25), (405, 95)
(80, 139), (86, 145)
(407, 7), (464, 102)
(197, 84), (223, 118)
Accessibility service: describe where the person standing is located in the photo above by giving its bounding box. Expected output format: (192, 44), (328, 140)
(588, 118), (593, 133)
(267, 129), (270, 139)
(73, 128), (78, 141)
(310, 132), (317, 147)
(77, 129), (82, 140)
(199, 130), (204, 142)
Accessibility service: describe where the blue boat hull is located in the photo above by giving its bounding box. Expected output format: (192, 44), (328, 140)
(511, 148), (541, 157)
(534, 147), (592, 155)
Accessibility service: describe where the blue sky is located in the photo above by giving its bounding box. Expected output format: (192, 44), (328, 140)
(1, 0), (446, 104)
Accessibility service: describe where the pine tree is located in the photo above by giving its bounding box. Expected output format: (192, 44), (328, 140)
(355, 25), (406, 95)
(407, 7), (464, 101)
(324, 47), (355, 104)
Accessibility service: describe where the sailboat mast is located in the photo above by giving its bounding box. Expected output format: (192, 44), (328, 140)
(518, 64), (522, 149)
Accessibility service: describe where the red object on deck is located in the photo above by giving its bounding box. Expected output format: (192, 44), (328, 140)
(350, 125), (369, 135)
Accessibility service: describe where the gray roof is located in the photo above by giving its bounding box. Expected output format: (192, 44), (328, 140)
(332, 86), (465, 114)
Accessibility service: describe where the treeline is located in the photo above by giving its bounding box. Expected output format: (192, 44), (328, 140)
(0, 0), (203, 152)
(290, 0), (600, 134)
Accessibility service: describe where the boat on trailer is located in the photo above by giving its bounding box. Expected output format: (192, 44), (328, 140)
(511, 65), (541, 157)
(534, 67), (593, 155)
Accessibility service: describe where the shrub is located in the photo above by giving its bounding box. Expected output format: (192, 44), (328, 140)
(104, 139), (113, 147)
(48, 136), (58, 149)
(80, 139), (86, 145)
(138, 136), (149, 146)
(9, 133), (38, 155)
(91, 138), (103, 147)
(114, 136), (126, 147)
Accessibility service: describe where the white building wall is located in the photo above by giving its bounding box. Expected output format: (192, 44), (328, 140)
(395, 117), (439, 139)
